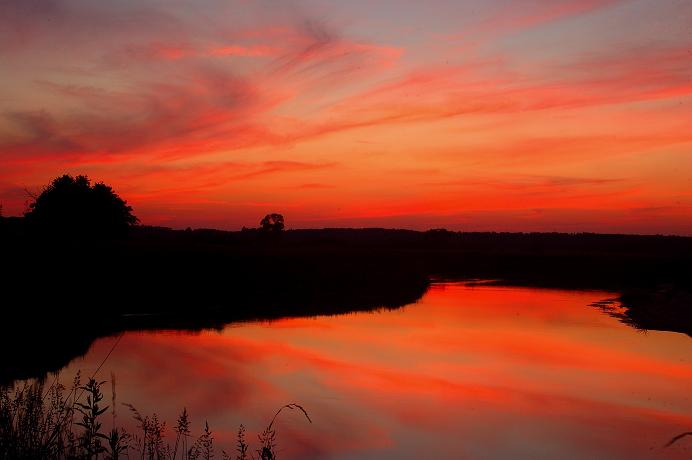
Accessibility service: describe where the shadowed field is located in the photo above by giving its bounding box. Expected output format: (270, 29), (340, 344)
(1, 221), (691, 383)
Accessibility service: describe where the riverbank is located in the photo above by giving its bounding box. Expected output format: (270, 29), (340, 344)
(1, 224), (690, 383)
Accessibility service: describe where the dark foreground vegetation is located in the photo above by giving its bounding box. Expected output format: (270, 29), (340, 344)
(0, 373), (310, 460)
(2, 215), (691, 384)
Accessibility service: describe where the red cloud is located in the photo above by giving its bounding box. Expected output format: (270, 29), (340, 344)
(1, 0), (690, 233)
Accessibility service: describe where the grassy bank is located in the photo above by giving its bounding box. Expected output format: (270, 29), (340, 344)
(1, 223), (691, 383)
(0, 375), (309, 460)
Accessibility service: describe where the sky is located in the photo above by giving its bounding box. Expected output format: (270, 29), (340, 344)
(1, 0), (691, 234)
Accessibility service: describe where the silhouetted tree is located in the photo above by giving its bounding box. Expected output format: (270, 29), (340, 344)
(259, 213), (285, 232)
(24, 174), (138, 238)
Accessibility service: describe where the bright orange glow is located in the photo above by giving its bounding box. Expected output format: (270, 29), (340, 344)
(61, 284), (692, 458)
(1, 1), (690, 233)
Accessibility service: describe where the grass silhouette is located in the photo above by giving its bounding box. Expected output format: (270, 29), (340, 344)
(0, 375), (311, 460)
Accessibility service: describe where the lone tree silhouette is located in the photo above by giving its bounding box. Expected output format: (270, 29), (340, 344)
(25, 174), (138, 238)
(260, 213), (285, 232)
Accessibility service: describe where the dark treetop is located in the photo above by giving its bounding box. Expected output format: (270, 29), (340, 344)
(24, 174), (138, 239)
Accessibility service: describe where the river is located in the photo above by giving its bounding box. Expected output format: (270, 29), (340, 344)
(50, 282), (692, 459)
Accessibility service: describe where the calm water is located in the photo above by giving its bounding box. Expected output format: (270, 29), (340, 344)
(56, 283), (692, 459)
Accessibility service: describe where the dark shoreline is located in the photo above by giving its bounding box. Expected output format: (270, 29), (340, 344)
(1, 224), (691, 384)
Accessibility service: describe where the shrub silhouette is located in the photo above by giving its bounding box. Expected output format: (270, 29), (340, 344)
(25, 174), (138, 238)
(259, 213), (285, 232)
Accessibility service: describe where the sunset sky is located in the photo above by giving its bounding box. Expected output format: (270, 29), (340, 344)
(1, 0), (691, 233)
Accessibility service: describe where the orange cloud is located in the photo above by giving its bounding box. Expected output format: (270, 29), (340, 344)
(0, 0), (690, 233)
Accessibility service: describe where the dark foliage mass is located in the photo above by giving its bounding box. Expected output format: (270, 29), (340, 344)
(1, 224), (691, 384)
(259, 213), (284, 232)
(2, 178), (692, 384)
(24, 175), (138, 239)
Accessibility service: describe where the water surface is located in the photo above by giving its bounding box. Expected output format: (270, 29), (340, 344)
(57, 283), (692, 459)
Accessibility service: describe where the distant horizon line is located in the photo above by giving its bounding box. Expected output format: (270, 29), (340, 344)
(170, 226), (692, 238)
(3, 214), (691, 238)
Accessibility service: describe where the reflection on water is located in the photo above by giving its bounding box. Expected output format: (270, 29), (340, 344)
(56, 284), (692, 459)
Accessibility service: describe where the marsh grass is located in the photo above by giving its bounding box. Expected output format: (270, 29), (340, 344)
(0, 376), (311, 460)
